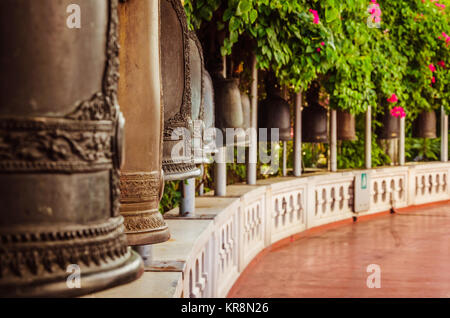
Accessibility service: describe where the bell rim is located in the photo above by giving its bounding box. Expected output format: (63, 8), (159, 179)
(0, 249), (144, 298)
(125, 228), (171, 246)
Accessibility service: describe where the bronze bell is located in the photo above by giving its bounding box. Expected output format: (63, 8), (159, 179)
(0, 0), (143, 297)
(189, 31), (203, 122)
(213, 75), (245, 145)
(213, 76), (244, 130)
(413, 111), (437, 138)
(376, 108), (400, 139)
(161, 0), (200, 181)
(117, 0), (170, 246)
(337, 110), (357, 141)
(202, 70), (218, 161)
(188, 31), (207, 164)
(259, 84), (292, 142)
(302, 82), (329, 143)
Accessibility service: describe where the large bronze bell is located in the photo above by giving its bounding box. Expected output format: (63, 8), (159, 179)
(302, 82), (329, 143)
(214, 76), (244, 131)
(213, 75), (246, 146)
(413, 111), (437, 138)
(0, 0), (143, 297)
(259, 84), (292, 142)
(161, 0), (200, 181)
(189, 31), (203, 123)
(117, 0), (169, 246)
(188, 31), (207, 164)
(202, 70), (218, 161)
(337, 110), (356, 141)
(376, 109), (400, 139)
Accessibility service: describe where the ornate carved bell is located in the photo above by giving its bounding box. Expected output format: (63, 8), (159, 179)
(302, 82), (329, 143)
(376, 109), (400, 139)
(259, 85), (292, 142)
(118, 0), (169, 246)
(0, 0), (142, 297)
(337, 110), (357, 141)
(413, 111), (437, 139)
(161, 0), (200, 181)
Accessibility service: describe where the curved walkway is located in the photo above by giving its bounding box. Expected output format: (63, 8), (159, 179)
(228, 203), (450, 298)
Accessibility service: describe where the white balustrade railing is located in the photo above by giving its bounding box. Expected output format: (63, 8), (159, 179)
(148, 163), (450, 298)
(412, 164), (449, 205)
(238, 187), (266, 271)
(268, 178), (307, 243)
(369, 167), (408, 213)
(211, 199), (240, 298)
(310, 173), (354, 227)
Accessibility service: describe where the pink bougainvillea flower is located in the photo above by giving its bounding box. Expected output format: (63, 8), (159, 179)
(387, 93), (398, 103)
(309, 9), (320, 24)
(429, 64), (436, 72)
(438, 60), (445, 68)
(320, 42), (325, 46)
(390, 106), (406, 118)
(431, 76), (436, 84)
(317, 48), (321, 52)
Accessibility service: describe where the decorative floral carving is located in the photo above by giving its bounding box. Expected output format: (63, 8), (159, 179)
(123, 212), (168, 233)
(0, 118), (113, 172)
(0, 217), (129, 278)
(120, 172), (160, 203)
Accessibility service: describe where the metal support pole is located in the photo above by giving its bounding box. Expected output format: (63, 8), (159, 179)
(441, 106), (448, 162)
(180, 178), (195, 216)
(399, 117), (405, 165)
(214, 55), (227, 196)
(133, 245), (153, 267)
(282, 141), (287, 176)
(330, 109), (337, 172)
(365, 106), (372, 169)
(294, 91), (302, 177)
(247, 54), (258, 185)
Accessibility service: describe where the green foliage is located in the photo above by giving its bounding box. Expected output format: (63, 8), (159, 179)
(405, 137), (442, 161)
(159, 181), (181, 213)
(380, 0), (450, 114)
(337, 114), (391, 169)
(184, 0), (449, 115)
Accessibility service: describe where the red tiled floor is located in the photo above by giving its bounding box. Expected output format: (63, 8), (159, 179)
(229, 203), (450, 298)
